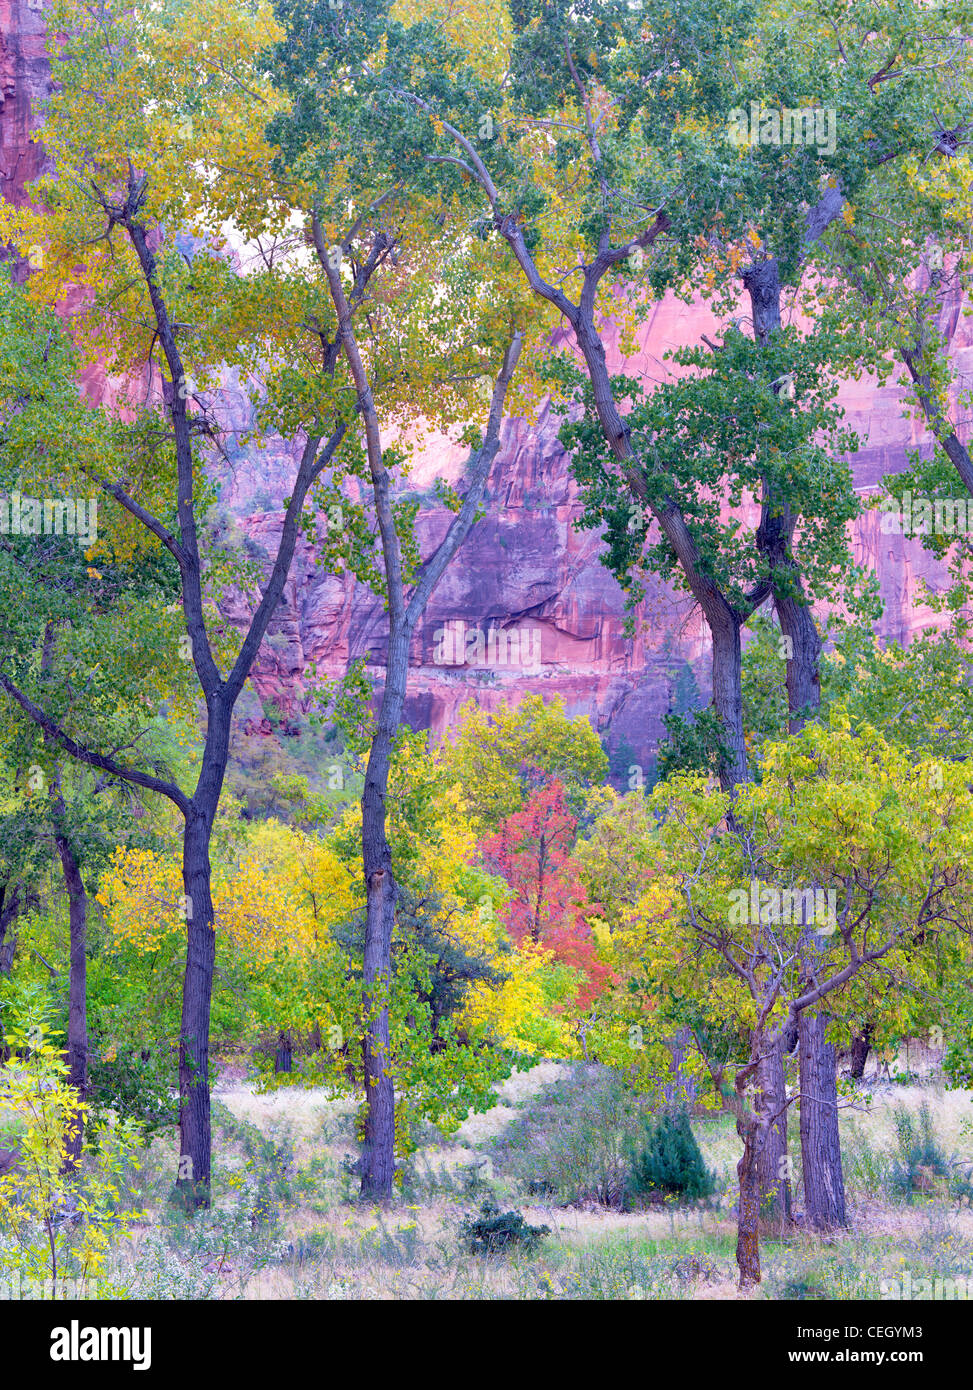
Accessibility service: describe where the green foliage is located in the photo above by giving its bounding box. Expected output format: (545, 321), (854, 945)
(459, 1197), (549, 1256)
(86, 1041), (178, 1141)
(889, 1103), (953, 1202)
(331, 882), (509, 1036)
(489, 1067), (649, 1209)
(656, 707), (732, 783)
(440, 693), (609, 830)
(0, 984), (144, 1296)
(556, 326), (859, 616)
(628, 1107), (715, 1204)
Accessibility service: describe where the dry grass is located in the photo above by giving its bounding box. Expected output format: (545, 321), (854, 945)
(92, 1062), (973, 1301)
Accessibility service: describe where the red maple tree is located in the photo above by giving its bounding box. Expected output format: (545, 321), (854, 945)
(479, 779), (613, 1007)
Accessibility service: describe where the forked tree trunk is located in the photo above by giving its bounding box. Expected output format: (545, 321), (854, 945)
(321, 256), (523, 1199)
(774, 594), (847, 1235)
(798, 1010), (847, 1231)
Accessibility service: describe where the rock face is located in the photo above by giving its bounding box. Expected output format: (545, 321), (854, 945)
(0, 1), (50, 217)
(222, 296), (966, 774)
(2, 0), (968, 773)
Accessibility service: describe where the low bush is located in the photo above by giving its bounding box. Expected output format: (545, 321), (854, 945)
(459, 1199), (549, 1256)
(488, 1066), (647, 1209)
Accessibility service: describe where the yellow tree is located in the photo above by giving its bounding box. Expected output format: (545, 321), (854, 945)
(637, 714), (973, 1288)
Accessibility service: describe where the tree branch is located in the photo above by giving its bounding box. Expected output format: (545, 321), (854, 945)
(0, 670), (190, 814)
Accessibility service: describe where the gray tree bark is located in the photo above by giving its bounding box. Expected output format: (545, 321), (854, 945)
(798, 1010), (847, 1230)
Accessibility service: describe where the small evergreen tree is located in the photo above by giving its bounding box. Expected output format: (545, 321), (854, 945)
(629, 1108), (714, 1202)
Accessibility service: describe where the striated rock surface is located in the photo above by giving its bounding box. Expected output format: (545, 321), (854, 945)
(0, 1), (51, 221)
(2, 0), (967, 774)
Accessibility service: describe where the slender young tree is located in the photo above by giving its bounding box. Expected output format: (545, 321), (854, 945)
(322, 234), (522, 1195)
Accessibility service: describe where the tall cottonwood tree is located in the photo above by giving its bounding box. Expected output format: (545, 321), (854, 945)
(322, 249), (521, 1195)
(0, 272), (198, 1167)
(732, 0), (973, 1229)
(267, 3), (533, 1198)
(0, 0), (401, 1206)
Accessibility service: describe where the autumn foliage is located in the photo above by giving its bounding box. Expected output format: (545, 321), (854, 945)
(479, 779), (613, 1009)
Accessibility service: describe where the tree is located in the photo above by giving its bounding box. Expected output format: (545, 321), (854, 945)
(439, 693), (609, 831)
(644, 714), (973, 1287)
(480, 779), (613, 1011)
(0, 0), (380, 1207)
(0, 268), (201, 1167)
(315, 254), (520, 1197)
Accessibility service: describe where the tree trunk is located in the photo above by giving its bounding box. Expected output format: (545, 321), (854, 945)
(359, 847), (397, 1201)
(274, 1030), (293, 1074)
(743, 257), (782, 341)
(736, 1119), (762, 1289)
(320, 280), (520, 1199)
(663, 1026), (696, 1106)
(175, 808), (217, 1211)
(774, 586), (822, 735)
(755, 1039), (791, 1234)
(711, 612), (749, 792)
(850, 1024), (872, 1080)
(798, 1010), (847, 1231)
(773, 584), (847, 1237)
(0, 884), (20, 975)
(358, 623), (409, 1201)
(54, 830), (88, 1172)
(44, 743), (89, 1173)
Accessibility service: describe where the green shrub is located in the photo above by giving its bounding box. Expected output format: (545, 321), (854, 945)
(87, 1039), (178, 1139)
(628, 1107), (714, 1203)
(489, 1066), (647, 1209)
(889, 1102), (952, 1201)
(459, 1198), (549, 1256)
(842, 1123), (891, 1199)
